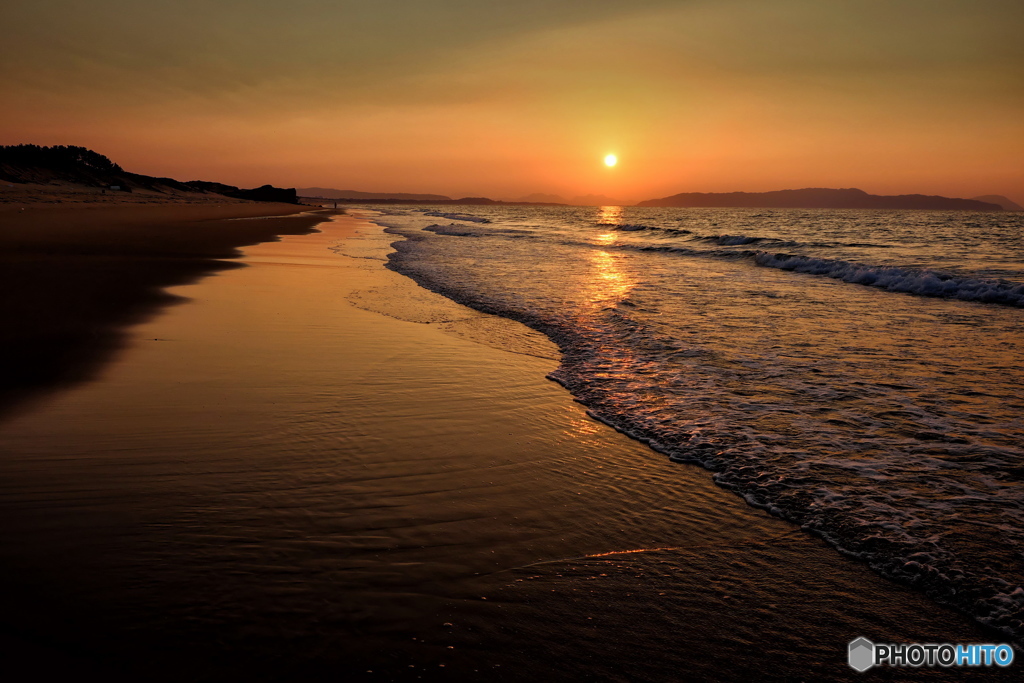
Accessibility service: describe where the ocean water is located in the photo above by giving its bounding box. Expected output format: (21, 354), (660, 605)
(379, 205), (1024, 645)
(2, 213), (1020, 680)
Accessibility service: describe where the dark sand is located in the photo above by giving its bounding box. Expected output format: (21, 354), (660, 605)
(0, 199), (332, 417)
(0, 207), (1016, 681)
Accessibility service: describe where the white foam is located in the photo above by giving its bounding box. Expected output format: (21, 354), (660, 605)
(373, 207), (1024, 646)
(754, 252), (1024, 307)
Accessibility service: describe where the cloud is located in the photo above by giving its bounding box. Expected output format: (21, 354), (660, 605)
(0, 0), (683, 99)
(1, 0), (1019, 197)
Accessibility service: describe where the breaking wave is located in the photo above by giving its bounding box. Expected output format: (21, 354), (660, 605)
(423, 210), (492, 223)
(754, 253), (1024, 307)
(374, 205), (1024, 646)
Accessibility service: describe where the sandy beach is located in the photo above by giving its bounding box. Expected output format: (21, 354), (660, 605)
(0, 195), (329, 418)
(0, 203), (1015, 681)
(5, 1), (1020, 677)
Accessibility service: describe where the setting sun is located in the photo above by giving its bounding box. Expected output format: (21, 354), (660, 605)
(1, 2), (1022, 677)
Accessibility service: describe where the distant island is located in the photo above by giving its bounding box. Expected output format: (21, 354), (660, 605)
(970, 194), (1023, 211)
(637, 187), (1005, 211)
(6, 147), (1016, 213)
(512, 193), (633, 207)
(302, 187), (1017, 211)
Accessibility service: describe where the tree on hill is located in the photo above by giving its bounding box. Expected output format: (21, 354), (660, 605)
(0, 144), (123, 173)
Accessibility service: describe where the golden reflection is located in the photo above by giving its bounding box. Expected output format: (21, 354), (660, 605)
(598, 205), (622, 225)
(566, 414), (601, 439)
(586, 249), (635, 307)
(595, 206), (622, 246)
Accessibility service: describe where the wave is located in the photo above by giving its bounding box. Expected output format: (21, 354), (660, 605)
(700, 234), (763, 246)
(553, 366), (1024, 645)
(754, 253), (1024, 307)
(599, 223), (692, 235)
(423, 210), (491, 223)
(693, 233), (822, 248)
(610, 239), (1024, 308)
(613, 225), (908, 253)
(608, 225), (798, 246)
(378, 216), (1024, 646)
(423, 223), (482, 237)
(412, 218), (1024, 309)
(423, 223), (539, 240)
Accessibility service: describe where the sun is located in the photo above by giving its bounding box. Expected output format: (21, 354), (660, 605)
(604, 154), (618, 167)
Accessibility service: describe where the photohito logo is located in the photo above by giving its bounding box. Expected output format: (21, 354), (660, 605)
(848, 637), (1015, 672)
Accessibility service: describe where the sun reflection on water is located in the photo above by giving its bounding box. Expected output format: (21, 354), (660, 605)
(598, 206), (623, 225)
(595, 206), (621, 246)
(586, 249), (635, 307)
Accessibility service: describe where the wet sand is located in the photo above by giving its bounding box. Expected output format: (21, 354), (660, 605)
(0, 200), (329, 417)
(0, 212), (1015, 681)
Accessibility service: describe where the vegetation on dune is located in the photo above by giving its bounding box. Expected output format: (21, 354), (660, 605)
(0, 144), (298, 204)
(0, 144), (124, 174)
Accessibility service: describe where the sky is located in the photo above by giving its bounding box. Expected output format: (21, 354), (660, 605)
(1, 0), (1022, 202)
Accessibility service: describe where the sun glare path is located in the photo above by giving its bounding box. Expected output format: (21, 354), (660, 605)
(604, 154), (618, 167)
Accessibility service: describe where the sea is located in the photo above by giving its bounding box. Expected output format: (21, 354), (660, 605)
(377, 204), (1024, 645)
(2, 205), (1022, 680)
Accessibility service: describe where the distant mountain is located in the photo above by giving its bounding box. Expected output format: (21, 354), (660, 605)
(298, 187), (452, 201)
(569, 194), (632, 207)
(509, 193), (633, 206)
(971, 194), (1023, 211)
(187, 181), (298, 204)
(637, 187), (1003, 211)
(513, 193), (567, 204)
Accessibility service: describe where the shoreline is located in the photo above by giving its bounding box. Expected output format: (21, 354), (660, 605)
(0, 198), (334, 418)
(0, 211), (1017, 680)
(376, 206), (1024, 653)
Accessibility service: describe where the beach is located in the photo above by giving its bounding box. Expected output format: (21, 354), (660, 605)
(0, 201), (1017, 681)
(0, 192), (327, 417)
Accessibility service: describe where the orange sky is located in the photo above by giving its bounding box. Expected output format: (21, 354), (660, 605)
(2, 0), (1022, 202)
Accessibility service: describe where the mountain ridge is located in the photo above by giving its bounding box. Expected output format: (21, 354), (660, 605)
(508, 193), (633, 206)
(970, 194), (1023, 211)
(637, 187), (1003, 211)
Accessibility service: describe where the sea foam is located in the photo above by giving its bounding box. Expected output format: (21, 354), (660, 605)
(753, 253), (1024, 307)
(376, 205), (1024, 646)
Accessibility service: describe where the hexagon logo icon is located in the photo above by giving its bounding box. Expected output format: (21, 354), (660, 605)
(848, 637), (875, 672)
